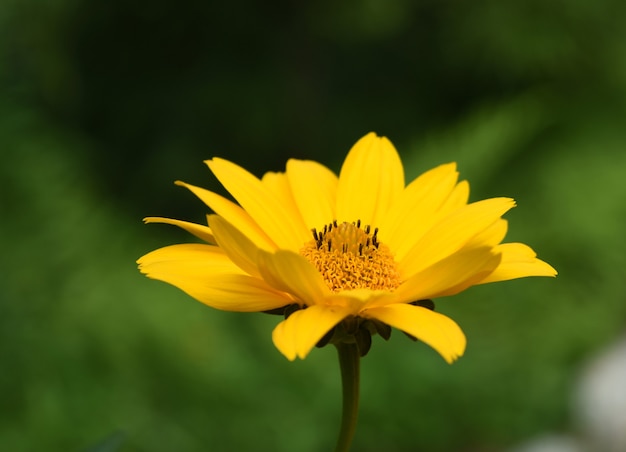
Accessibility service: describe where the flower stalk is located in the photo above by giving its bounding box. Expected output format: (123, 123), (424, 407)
(334, 342), (360, 452)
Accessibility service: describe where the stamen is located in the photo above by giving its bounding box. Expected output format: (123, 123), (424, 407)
(299, 220), (400, 293)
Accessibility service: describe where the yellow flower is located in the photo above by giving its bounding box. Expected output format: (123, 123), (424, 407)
(138, 133), (556, 363)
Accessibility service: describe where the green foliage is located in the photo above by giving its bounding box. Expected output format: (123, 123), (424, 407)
(2, 0), (625, 450)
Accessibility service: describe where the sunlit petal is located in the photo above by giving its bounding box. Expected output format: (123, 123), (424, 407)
(463, 219), (508, 249)
(176, 181), (276, 251)
(137, 244), (291, 311)
(399, 197), (515, 278)
(379, 162), (458, 260)
(366, 247), (501, 308)
(437, 179), (470, 214)
(287, 159), (338, 229)
(206, 158), (309, 250)
(336, 133), (404, 226)
(261, 171), (307, 231)
(138, 243), (234, 269)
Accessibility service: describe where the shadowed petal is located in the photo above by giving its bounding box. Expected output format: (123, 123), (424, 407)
(272, 304), (353, 360)
(208, 215), (261, 278)
(363, 304), (466, 363)
(336, 133), (404, 227)
(144, 217), (216, 244)
(478, 243), (557, 284)
(180, 274), (293, 312)
(257, 250), (330, 307)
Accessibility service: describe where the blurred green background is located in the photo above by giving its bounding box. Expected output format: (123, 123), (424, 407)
(2, 0), (626, 451)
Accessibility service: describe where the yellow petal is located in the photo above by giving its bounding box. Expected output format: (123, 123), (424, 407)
(464, 219), (508, 249)
(399, 197), (515, 278)
(208, 215), (261, 278)
(183, 274), (293, 312)
(478, 243), (557, 284)
(176, 181), (276, 251)
(272, 304), (352, 360)
(138, 244), (237, 274)
(336, 133), (404, 227)
(363, 304), (466, 364)
(286, 159), (338, 229)
(261, 171), (307, 229)
(378, 162), (459, 260)
(257, 250), (330, 307)
(144, 217), (216, 244)
(137, 244), (292, 312)
(367, 247), (501, 308)
(437, 179), (470, 214)
(206, 158), (309, 251)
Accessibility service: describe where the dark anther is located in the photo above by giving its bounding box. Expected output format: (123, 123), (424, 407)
(373, 227), (379, 241)
(333, 219), (338, 228)
(342, 244), (347, 253)
(323, 224), (328, 234)
(356, 219), (361, 228)
(365, 225), (371, 234)
(327, 239), (332, 252)
(358, 243), (363, 255)
(312, 228), (319, 241)
(410, 299), (435, 311)
(366, 238), (371, 247)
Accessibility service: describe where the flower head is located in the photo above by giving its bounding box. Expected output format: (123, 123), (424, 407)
(138, 133), (556, 363)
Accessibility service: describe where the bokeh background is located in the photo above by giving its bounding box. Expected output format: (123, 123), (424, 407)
(2, 0), (626, 451)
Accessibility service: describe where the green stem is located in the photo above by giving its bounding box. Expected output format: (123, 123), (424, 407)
(334, 342), (360, 452)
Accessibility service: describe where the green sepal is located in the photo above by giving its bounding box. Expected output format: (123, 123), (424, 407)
(355, 328), (372, 357)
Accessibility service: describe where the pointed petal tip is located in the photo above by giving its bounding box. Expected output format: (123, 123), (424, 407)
(539, 256), (558, 277)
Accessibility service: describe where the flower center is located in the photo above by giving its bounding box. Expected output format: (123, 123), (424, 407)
(299, 220), (401, 292)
